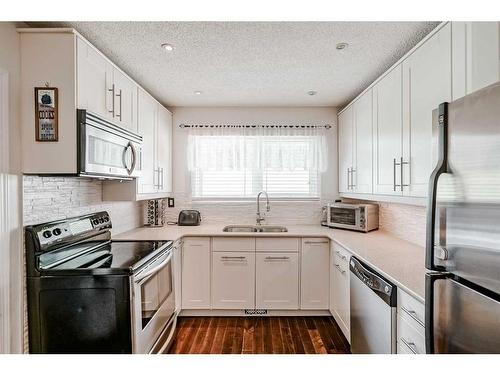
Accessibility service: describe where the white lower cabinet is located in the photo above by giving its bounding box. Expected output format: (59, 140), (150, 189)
(330, 242), (351, 342)
(256, 252), (299, 310)
(397, 289), (426, 354)
(212, 251), (255, 309)
(300, 238), (330, 310)
(181, 237), (211, 309)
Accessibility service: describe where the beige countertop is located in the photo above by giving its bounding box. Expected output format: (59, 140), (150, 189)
(115, 224), (426, 303)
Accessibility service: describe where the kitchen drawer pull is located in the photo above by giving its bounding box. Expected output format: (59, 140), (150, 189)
(221, 256), (246, 261)
(265, 256), (290, 260)
(401, 306), (425, 327)
(108, 84), (115, 115)
(335, 250), (347, 260)
(400, 337), (418, 354)
(335, 264), (346, 274)
(304, 241), (329, 244)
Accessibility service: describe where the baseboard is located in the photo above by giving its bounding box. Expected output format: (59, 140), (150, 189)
(179, 309), (332, 317)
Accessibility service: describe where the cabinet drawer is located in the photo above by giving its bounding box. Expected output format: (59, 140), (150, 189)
(212, 237), (255, 252)
(183, 237), (210, 250)
(256, 237), (299, 252)
(332, 242), (351, 264)
(397, 289), (425, 329)
(397, 311), (425, 354)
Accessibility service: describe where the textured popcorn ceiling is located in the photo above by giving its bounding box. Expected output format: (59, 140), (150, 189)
(30, 21), (439, 107)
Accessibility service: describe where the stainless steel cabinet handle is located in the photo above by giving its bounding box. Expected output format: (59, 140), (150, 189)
(265, 256), (290, 260)
(304, 241), (329, 244)
(335, 264), (346, 274)
(400, 157), (409, 191)
(350, 167), (356, 189)
(393, 158), (402, 191)
(108, 84), (115, 116)
(347, 168), (351, 190)
(401, 306), (425, 327)
(221, 256), (246, 261)
(335, 250), (347, 260)
(115, 88), (122, 120)
(400, 337), (418, 354)
(160, 167), (164, 190)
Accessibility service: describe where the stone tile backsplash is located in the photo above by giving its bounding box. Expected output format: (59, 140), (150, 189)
(23, 176), (144, 234)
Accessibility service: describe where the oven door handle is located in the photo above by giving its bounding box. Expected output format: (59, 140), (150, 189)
(134, 250), (172, 284)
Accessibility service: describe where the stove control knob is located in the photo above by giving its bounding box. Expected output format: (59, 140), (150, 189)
(99, 218), (104, 224)
(103, 216), (109, 222)
(92, 219), (99, 226)
(52, 228), (62, 236)
(42, 230), (52, 239)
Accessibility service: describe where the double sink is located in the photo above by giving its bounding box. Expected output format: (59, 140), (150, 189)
(222, 224), (288, 233)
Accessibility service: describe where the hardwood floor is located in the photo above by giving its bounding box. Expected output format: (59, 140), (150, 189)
(168, 316), (351, 354)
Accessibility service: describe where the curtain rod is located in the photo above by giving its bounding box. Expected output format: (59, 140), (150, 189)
(179, 124), (333, 129)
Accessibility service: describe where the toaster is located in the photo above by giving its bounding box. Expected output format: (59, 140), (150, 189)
(178, 210), (201, 226)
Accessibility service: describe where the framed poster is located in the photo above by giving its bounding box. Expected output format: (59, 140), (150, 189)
(34, 87), (58, 142)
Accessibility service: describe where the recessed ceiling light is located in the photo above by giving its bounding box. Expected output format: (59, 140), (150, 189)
(336, 42), (349, 50)
(307, 90), (317, 96)
(161, 43), (174, 51)
(194, 91), (202, 95)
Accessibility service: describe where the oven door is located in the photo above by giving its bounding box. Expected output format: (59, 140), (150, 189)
(131, 248), (175, 354)
(327, 205), (361, 230)
(78, 110), (142, 179)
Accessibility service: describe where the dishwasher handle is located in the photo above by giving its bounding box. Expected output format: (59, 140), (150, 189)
(349, 256), (397, 307)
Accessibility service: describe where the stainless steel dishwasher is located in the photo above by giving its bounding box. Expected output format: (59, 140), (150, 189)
(349, 256), (397, 354)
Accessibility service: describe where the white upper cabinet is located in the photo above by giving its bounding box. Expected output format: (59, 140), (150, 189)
(338, 106), (353, 193)
(76, 37), (114, 121)
(137, 89), (157, 195)
(373, 65), (403, 195)
(112, 69), (138, 133)
(156, 105), (173, 194)
(77, 36), (137, 132)
(352, 89), (373, 194)
(402, 23), (452, 197)
(452, 22), (500, 100)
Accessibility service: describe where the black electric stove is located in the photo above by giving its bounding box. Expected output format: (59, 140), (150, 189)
(25, 211), (173, 353)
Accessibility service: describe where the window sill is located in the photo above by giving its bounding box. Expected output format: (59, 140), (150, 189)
(190, 197), (321, 204)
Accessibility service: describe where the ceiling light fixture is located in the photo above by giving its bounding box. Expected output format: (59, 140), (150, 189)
(336, 42), (349, 50)
(161, 43), (174, 51)
(194, 91), (202, 95)
(307, 90), (317, 96)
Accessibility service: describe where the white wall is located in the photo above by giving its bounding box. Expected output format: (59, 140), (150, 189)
(168, 106), (338, 224)
(0, 21), (24, 353)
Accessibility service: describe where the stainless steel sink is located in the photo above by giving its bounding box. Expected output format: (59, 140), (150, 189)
(222, 225), (288, 233)
(222, 225), (259, 232)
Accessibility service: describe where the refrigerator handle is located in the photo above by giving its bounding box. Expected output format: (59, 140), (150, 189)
(426, 102), (449, 270)
(425, 272), (449, 354)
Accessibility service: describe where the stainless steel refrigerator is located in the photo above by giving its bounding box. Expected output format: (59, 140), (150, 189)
(426, 81), (500, 353)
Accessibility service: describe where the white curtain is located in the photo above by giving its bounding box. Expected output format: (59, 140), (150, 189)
(187, 126), (328, 172)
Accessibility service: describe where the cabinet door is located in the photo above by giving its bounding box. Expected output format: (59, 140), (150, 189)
(156, 105), (173, 194)
(173, 241), (182, 313)
(452, 22), (500, 100)
(331, 243), (351, 341)
(373, 65), (403, 195)
(212, 252), (255, 309)
(353, 89), (373, 194)
(338, 106), (354, 193)
(137, 89), (157, 195)
(113, 68), (138, 132)
(256, 252), (299, 309)
(76, 37), (113, 119)
(403, 23), (452, 197)
(300, 239), (329, 310)
(181, 237), (211, 309)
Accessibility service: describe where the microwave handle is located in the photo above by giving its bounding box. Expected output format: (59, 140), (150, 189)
(123, 142), (137, 175)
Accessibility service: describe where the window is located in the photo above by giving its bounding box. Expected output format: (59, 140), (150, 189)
(188, 127), (327, 199)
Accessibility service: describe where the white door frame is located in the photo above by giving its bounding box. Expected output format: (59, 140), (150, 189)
(0, 69), (24, 353)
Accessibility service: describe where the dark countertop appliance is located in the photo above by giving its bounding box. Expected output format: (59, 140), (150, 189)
(25, 211), (176, 354)
(178, 210), (201, 226)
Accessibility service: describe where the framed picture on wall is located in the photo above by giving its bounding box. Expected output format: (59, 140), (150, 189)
(34, 87), (58, 142)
